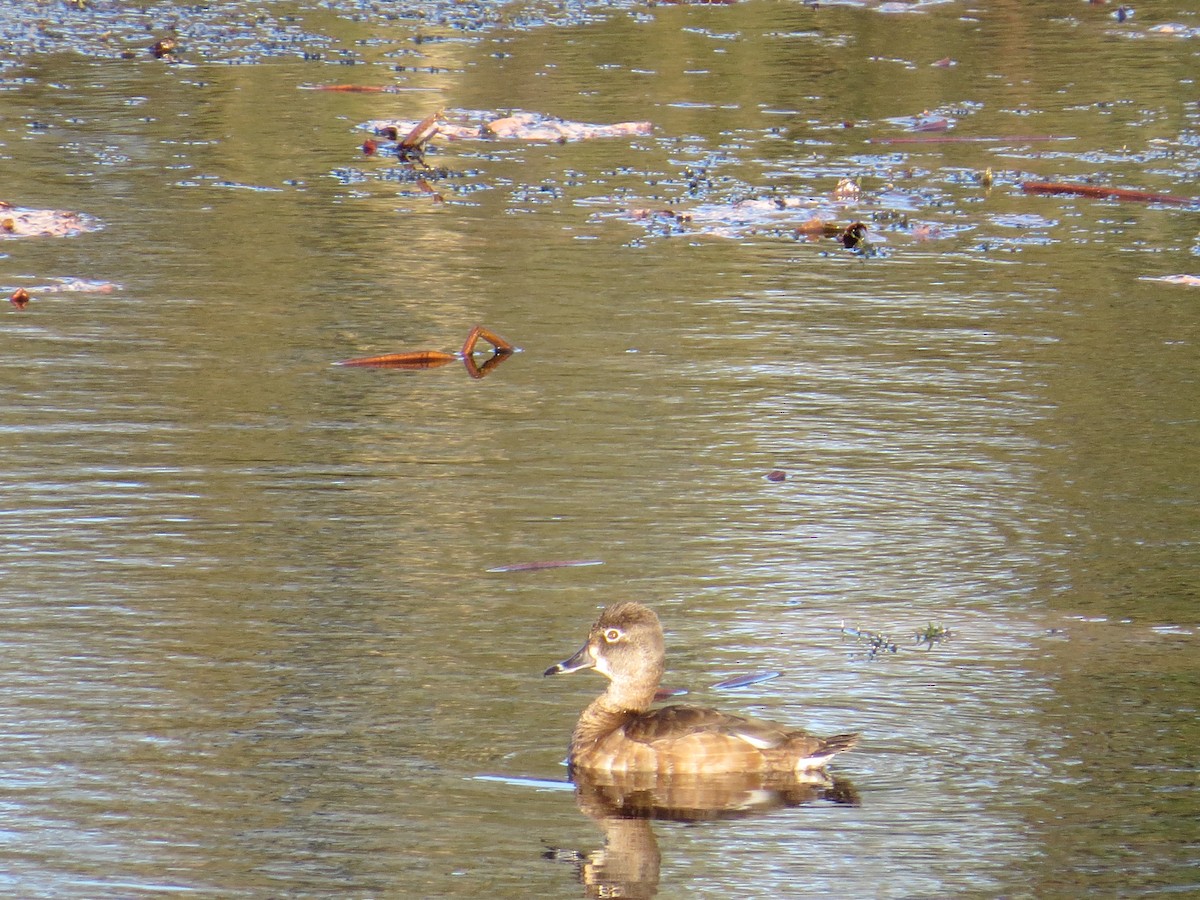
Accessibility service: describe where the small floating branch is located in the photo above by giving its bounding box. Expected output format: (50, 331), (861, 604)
(1022, 181), (1197, 206)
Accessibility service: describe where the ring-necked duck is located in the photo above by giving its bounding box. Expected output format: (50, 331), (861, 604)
(545, 601), (858, 775)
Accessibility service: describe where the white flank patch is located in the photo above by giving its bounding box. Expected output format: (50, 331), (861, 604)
(733, 730), (777, 750)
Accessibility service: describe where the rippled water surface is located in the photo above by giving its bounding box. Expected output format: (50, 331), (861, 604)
(1, 0), (1197, 896)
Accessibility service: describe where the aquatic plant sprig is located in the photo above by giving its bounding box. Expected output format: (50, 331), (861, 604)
(841, 621), (953, 658)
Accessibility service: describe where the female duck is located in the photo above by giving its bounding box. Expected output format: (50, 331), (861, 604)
(545, 601), (858, 776)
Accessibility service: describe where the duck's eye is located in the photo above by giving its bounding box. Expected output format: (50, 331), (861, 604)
(603, 628), (623, 643)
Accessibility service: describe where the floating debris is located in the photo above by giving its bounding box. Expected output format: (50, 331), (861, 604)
(336, 325), (516, 379)
(364, 110), (653, 143)
(150, 36), (177, 59)
(840, 222), (868, 249)
(0, 202), (101, 238)
(841, 623), (898, 658)
(1141, 274), (1200, 287)
(336, 349), (458, 370)
(486, 559), (604, 573)
(712, 671), (780, 690)
(473, 774), (574, 792)
(396, 108), (443, 162)
(1022, 180), (1196, 206)
(765, 469), (787, 482)
(9, 287), (29, 309)
(303, 84), (403, 93)
(914, 623), (952, 648)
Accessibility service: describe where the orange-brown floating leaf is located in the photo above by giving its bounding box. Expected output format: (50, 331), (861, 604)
(335, 349), (458, 369)
(9, 288), (30, 309)
(362, 138), (378, 156)
(150, 37), (177, 58)
(400, 109), (443, 150)
(1021, 181), (1196, 206)
(765, 469), (788, 482)
(712, 671), (780, 690)
(485, 559), (604, 573)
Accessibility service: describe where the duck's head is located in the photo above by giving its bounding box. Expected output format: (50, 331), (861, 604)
(544, 602), (666, 698)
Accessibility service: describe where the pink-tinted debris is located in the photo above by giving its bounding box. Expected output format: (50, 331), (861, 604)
(765, 470), (787, 482)
(303, 84), (402, 93)
(7, 279), (120, 302)
(911, 116), (950, 132)
(1141, 274), (1200, 287)
(0, 203), (101, 238)
(36, 278), (118, 294)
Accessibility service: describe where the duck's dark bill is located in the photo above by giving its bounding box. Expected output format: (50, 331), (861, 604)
(544, 642), (593, 677)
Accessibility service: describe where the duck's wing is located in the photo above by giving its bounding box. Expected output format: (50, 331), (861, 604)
(622, 705), (794, 750)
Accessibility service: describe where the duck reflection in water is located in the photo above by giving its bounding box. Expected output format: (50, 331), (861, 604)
(544, 602), (860, 897)
(553, 768), (858, 899)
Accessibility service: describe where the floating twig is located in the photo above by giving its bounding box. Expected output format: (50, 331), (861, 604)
(335, 349), (458, 370)
(335, 325), (517, 378)
(1022, 181), (1196, 206)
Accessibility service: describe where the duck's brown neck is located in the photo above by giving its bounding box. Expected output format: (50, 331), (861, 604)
(569, 678), (660, 758)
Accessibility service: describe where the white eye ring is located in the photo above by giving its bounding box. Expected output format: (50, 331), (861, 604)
(603, 628), (622, 643)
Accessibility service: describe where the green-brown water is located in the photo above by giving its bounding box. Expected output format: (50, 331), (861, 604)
(1, 1), (1196, 896)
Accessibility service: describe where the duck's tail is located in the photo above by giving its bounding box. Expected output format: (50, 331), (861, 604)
(820, 732), (860, 756)
(791, 731), (859, 771)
